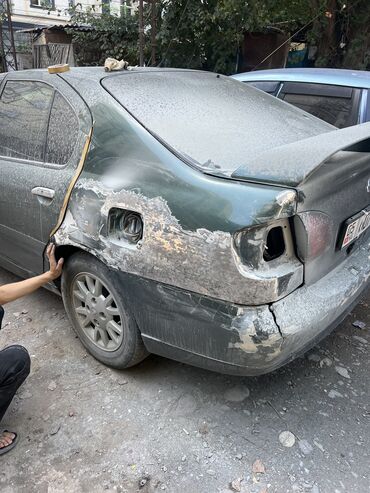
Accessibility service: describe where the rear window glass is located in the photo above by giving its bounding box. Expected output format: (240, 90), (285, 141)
(279, 82), (357, 128)
(245, 80), (280, 94)
(102, 71), (331, 175)
(282, 92), (353, 128)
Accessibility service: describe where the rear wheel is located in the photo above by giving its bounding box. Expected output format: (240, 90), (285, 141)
(61, 252), (148, 369)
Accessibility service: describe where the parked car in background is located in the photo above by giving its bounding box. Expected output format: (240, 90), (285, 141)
(0, 67), (369, 376)
(232, 68), (370, 128)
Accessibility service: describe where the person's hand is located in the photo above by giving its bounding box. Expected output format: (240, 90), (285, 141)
(45, 244), (64, 281)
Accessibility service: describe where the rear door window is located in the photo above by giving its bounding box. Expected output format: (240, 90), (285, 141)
(0, 80), (53, 161)
(45, 91), (79, 165)
(278, 82), (360, 128)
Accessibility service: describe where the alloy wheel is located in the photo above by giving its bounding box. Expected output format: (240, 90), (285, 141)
(72, 273), (124, 351)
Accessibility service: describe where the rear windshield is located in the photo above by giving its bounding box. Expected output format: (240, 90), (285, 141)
(102, 71), (331, 175)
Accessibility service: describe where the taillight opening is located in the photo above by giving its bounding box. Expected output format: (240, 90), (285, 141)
(232, 218), (295, 270)
(263, 226), (285, 262)
(231, 219), (303, 297)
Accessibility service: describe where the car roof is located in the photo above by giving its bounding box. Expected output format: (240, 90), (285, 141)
(231, 68), (370, 89)
(4, 66), (201, 83)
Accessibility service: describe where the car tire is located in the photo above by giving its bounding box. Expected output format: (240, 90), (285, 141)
(61, 251), (148, 369)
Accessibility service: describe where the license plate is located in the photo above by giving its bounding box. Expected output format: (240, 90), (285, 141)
(340, 207), (370, 249)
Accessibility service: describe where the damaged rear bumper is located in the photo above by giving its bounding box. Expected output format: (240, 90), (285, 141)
(123, 242), (369, 376)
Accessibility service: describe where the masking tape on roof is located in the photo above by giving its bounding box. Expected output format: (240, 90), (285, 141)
(48, 64), (70, 74)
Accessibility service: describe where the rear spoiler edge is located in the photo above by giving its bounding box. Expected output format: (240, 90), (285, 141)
(232, 122), (370, 187)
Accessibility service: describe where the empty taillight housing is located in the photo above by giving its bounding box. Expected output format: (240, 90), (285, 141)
(232, 218), (303, 296)
(233, 219), (295, 268)
(263, 226), (286, 262)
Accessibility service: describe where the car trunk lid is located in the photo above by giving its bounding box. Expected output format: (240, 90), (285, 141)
(296, 149), (370, 284)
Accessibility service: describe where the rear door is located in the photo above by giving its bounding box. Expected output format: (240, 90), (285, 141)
(278, 82), (361, 128)
(0, 72), (91, 275)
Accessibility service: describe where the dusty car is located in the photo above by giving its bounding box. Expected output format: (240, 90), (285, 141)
(0, 67), (369, 375)
(231, 68), (370, 128)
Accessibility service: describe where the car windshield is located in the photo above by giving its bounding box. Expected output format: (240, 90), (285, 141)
(102, 71), (331, 175)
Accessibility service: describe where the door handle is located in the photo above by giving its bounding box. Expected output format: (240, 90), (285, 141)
(31, 187), (55, 199)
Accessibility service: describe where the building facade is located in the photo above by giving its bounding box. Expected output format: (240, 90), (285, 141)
(10, 0), (139, 28)
(1, 1), (139, 71)
(11, 1), (72, 28)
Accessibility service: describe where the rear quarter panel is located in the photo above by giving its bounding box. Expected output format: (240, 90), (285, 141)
(54, 73), (302, 305)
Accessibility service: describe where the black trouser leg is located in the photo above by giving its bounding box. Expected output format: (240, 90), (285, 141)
(0, 345), (31, 423)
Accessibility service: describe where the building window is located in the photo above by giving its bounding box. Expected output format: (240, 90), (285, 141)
(30, 0), (56, 9)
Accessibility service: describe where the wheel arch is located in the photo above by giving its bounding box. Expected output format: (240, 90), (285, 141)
(55, 244), (84, 263)
(53, 244), (101, 290)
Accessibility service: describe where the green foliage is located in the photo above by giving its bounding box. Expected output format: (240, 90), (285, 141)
(68, 3), (142, 66)
(341, 0), (370, 70)
(66, 0), (315, 72)
(308, 0), (370, 69)
(156, 0), (314, 73)
(64, 0), (369, 71)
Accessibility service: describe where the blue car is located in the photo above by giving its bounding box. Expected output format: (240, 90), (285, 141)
(232, 68), (370, 128)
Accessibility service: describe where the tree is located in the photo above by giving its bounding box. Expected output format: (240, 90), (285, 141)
(341, 0), (370, 69)
(65, 0), (369, 71)
(156, 0), (314, 73)
(310, 0), (370, 69)
(67, 2), (143, 66)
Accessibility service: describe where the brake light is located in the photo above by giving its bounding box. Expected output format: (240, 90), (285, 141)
(294, 212), (334, 261)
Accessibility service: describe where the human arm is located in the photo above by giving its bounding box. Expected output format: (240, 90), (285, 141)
(0, 245), (63, 305)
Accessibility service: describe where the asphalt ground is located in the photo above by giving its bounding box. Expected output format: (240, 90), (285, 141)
(0, 267), (369, 493)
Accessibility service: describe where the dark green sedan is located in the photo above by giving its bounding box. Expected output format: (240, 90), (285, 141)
(0, 67), (369, 375)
